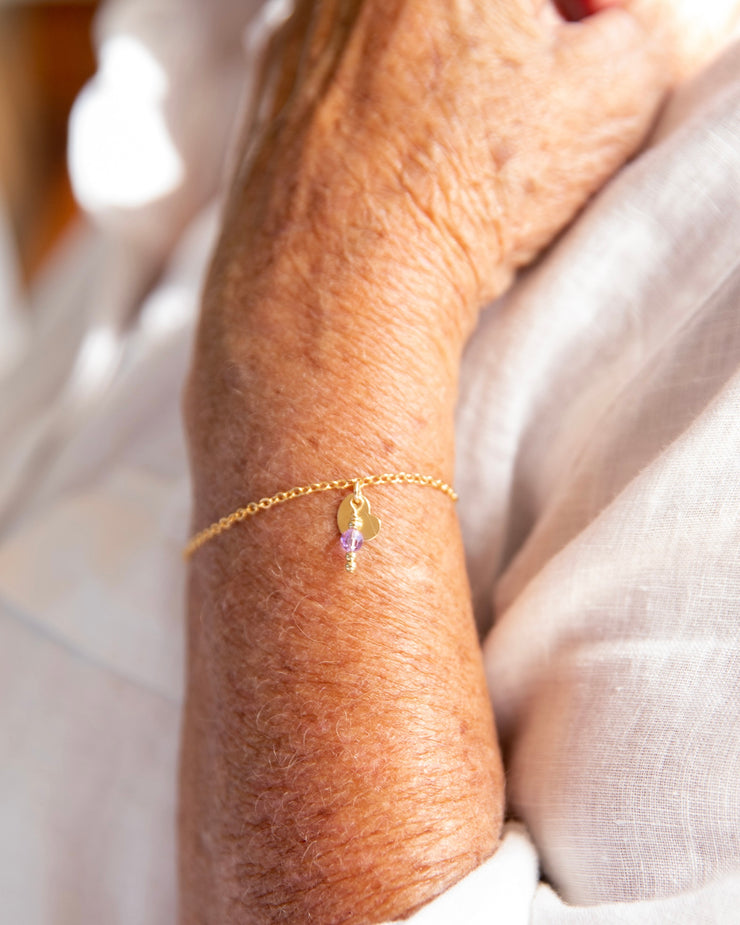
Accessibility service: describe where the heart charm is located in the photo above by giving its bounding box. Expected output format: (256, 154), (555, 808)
(336, 493), (381, 540)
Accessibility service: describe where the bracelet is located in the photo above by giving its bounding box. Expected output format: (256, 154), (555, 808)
(184, 472), (458, 571)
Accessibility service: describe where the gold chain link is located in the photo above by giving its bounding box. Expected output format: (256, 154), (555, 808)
(184, 472), (457, 558)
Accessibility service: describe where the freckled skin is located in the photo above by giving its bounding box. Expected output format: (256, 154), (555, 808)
(179, 1), (735, 923)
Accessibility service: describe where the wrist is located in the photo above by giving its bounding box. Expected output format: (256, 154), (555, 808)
(188, 230), (468, 516)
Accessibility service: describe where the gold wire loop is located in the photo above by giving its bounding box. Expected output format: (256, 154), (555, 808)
(184, 472), (458, 559)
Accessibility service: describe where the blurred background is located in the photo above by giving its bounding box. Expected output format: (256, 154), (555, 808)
(0, 0), (97, 285)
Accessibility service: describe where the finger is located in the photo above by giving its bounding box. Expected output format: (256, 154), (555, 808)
(500, 6), (670, 266)
(619, 0), (740, 81)
(224, 3), (315, 195)
(292, 0), (364, 102)
(265, 0), (317, 122)
(256, 0), (363, 127)
(555, 6), (669, 150)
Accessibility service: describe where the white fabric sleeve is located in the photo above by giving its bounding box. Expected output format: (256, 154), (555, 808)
(383, 824), (538, 925)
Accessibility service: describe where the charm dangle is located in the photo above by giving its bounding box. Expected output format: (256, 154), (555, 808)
(184, 471), (456, 560)
(337, 481), (381, 572)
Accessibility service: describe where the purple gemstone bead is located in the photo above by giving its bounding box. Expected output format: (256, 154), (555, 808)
(340, 528), (364, 553)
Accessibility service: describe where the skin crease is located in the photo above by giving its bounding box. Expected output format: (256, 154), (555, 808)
(179, 1), (739, 923)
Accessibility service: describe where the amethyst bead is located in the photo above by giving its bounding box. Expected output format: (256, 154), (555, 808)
(340, 528), (364, 553)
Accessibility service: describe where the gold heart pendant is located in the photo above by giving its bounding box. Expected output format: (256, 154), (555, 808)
(336, 493), (381, 540)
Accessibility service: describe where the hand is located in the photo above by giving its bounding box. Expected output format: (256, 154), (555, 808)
(218, 0), (673, 343)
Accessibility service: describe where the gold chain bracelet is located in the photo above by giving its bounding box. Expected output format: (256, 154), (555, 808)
(184, 472), (458, 571)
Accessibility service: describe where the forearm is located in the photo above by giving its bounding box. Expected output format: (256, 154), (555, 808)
(180, 195), (504, 924)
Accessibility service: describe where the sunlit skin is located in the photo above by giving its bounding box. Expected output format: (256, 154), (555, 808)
(179, 2), (740, 922)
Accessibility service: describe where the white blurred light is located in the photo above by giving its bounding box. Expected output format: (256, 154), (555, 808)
(99, 33), (168, 97)
(69, 35), (184, 212)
